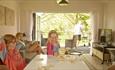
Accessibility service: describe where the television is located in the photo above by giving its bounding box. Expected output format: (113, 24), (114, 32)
(98, 29), (112, 44)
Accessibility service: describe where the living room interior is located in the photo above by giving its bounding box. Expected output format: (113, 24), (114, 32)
(0, 0), (115, 70)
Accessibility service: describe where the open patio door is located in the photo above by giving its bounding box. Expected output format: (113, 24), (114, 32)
(32, 13), (41, 42)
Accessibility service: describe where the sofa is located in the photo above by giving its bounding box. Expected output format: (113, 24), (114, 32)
(92, 42), (110, 62)
(92, 47), (110, 61)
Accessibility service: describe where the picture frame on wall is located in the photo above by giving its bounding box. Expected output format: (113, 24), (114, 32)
(6, 7), (15, 26)
(0, 5), (5, 25)
(0, 5), (15, 26)
(98, 29), (112, 44)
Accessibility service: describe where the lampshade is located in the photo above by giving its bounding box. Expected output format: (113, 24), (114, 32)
(57, 0), (69, 6)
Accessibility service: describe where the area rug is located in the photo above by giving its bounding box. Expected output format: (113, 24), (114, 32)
(80, 54), (97, 70)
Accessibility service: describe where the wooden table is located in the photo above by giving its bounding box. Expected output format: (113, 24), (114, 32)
(24, 54), (90, 70)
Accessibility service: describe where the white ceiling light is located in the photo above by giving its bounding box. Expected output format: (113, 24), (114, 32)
(57, 0), (69, 6)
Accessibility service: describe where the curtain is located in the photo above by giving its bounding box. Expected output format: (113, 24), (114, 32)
(32, 13), (36, 41)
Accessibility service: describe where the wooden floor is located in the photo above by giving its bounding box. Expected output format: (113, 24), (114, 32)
(80, 54), (111, 70)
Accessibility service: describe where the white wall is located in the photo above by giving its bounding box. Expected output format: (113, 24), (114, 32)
(105, 1), (115, 30)
(19, 0), (105, 41)
(0, 0), (19, 36)
(105, 1), (115, 43)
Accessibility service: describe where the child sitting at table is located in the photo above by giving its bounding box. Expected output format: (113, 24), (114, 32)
(47, 30), (60, 56)
(16, 32), (44, 55)
(4, 34), (26, 70)
(16, 32), (26, 51)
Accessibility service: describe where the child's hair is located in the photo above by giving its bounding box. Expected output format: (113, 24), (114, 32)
(4, 34), (16, 44)
(47, 30), (58, 44)
(48, 30), (58, 38)
(32, 41), (40, 45)
(16, 32), (26, 39)
(16, 32), (23, 38)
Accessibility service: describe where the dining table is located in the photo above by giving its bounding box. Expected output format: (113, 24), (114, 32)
(24, 54), (90, 70)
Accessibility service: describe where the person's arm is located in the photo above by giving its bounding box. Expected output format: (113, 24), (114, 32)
(38, 47), (44, 54)
(80, 24), (84, 36)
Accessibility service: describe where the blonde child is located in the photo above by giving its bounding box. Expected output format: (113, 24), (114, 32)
(47, 30), (60, 56)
